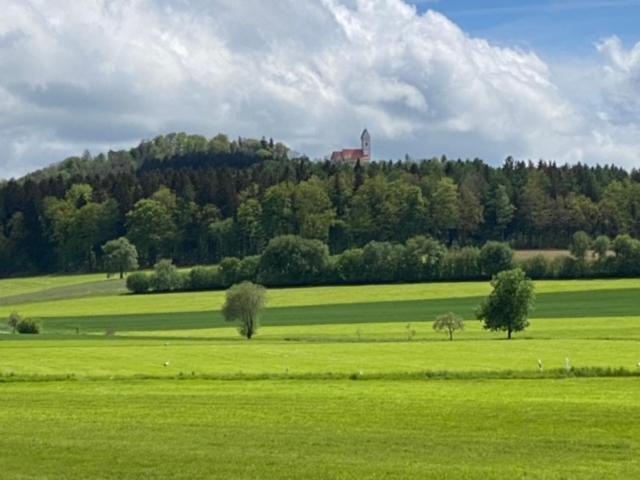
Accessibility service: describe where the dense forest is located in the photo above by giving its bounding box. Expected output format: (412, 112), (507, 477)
(1, 132), (639, 277)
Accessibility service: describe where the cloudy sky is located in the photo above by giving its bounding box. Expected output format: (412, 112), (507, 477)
(1, 0), (640, 178)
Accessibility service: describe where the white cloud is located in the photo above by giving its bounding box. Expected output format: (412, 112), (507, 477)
(0, 0), (639, 178)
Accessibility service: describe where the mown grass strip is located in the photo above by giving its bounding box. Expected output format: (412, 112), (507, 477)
(1, 366), (638, 383)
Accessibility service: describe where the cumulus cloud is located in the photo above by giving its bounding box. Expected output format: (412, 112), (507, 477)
(0, 0), (639, 178)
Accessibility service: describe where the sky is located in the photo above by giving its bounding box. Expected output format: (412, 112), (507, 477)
(1, 0), (640, 179)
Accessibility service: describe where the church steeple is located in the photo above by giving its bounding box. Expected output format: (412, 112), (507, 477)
(360, 128), (371, 158)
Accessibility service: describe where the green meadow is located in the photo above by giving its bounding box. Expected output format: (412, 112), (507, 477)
(0, 274), (639, 478)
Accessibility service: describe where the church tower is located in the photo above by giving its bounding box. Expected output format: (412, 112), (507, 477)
(361, 129), (371, 159)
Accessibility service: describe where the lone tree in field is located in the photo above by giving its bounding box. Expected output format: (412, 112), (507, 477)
(7, 311), (22, 334)
(221, 282), (267, 339)
(102, 237), (139, 279)
(476, 268), (535, 339)
(433, 312), (464, 341)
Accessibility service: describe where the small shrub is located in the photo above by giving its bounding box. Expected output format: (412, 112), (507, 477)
(335, 248), (366, 283)
(126, 272), (151, 293)
(519, 254), (550, 279)
(552, 256), (587, 279)
(189, 266), (223, 290)
(442, 247), (481, 280)
(16, 318), (40, 334)
(152, 259), (183, 292)
(237, 255), (260, 282)
(219, 257), (241, 287)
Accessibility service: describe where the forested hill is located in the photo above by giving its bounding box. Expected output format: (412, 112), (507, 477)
(20, 133), (290, 182)
(0, 130), (639, 277)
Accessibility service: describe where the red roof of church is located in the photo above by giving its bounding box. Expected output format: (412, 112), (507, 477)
(331, 148), (369, 162)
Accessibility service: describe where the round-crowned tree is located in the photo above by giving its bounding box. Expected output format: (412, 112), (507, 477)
(476, 268), (535, 339)
(102, 237), (139, 279)
(433, 312), (464, 341)
(479, 242), (513, 277)
(259, 235), (329, 286)
(221, 282), (267, 339)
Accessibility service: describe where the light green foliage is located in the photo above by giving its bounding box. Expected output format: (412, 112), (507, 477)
(126, 193), (176, 265)
(43, 184), (118, 271)
(600, 180), (634, 236)
(477, 268), (535, 339)
(237, 198), (265, 255)
(261, 182), (295, 238)
(259, 235), (329, 285)
(433, 312), (464, 341)
(152, 259), (182, 292)
(592, 235), (611, 260)
(7, 311), (21, 333)
(126, 272), (151, 294)
(430, 177), (460, 236)
(570, 231), (591, 260)
(293, 177), (336, 242)
(102, 237), (139, 279)
(403, 236), (446, 280)
(488, 184), (515, 238)
(221, 282), (266, 339)
(521, 172), (553, 234)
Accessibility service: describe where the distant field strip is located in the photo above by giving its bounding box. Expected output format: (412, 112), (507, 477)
(0, 278), (126, 306)
(2, 332), (639, 377)
(1, 286), (635, 336)
(1, 278), (637, 319)
(0, 273), (112, 299)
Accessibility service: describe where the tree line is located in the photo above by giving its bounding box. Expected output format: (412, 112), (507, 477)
(125, 232), (640, 294)
(1, 131), (640, 277)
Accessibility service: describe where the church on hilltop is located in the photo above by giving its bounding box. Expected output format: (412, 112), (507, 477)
(330, 129), (371, 163)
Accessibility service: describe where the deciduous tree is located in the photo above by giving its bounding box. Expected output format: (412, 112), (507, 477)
(221, 282), (267, 339)
(102, 237), (139, 279)
(433, 312), (464, 341)
(476, 268), (535, 339)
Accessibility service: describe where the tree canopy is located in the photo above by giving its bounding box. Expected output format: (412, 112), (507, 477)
(476, 268), (535, 339)
(221, 282), (267, 339)
(102, 237), (139, 278)
(1, 131), (640, 278)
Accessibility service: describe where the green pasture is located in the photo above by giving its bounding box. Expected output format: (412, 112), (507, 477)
(0, 273), (638, 478)
(1, 332), (639, 378)
(1, 378), (639, 479)
(0, 276), (636, 321)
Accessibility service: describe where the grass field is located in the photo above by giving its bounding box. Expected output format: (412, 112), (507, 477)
(1, 379), (638, 479)
(0, 273), (638, 478)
